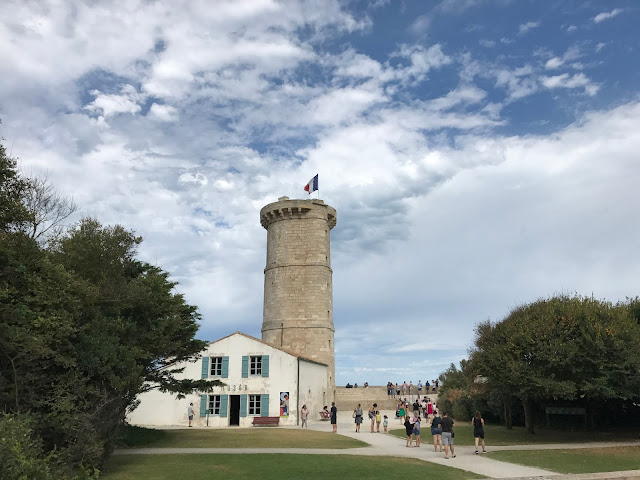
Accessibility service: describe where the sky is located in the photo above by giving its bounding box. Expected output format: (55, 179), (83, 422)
(1, 0), (639, 386)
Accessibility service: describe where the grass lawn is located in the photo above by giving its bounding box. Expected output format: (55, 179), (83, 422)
(389, 423), (638, 446)
(488, 446), (640, 474)
(117, 425), (368, 449)
(102, 454), (486, 480)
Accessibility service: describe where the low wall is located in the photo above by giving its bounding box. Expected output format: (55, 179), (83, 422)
(334, 386), (438, 412)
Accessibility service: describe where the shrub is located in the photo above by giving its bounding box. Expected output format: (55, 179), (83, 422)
(0, 414), (98, 480)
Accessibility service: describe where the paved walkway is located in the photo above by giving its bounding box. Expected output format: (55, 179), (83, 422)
(115, 416), (640, 479)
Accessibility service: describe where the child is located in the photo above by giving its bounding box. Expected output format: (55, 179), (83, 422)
(375, 410), (381, 432)
(414, 416), (421, 447)
(383, 415), (388, 433)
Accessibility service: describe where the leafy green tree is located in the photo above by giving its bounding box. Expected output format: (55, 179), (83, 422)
(1, 135), (221, 472)
(0, 134), (31, 231)
(470, 295), (640, 433)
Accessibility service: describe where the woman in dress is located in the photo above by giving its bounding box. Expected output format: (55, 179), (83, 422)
(472, 411), (486, 454)
(398, 400), (406, 424)
(354, 403), (363, 432)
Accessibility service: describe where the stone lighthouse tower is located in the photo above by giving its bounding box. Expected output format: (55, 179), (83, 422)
(260, 196), (337, 393)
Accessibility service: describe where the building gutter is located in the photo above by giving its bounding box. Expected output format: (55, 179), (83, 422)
(297, 357), (300, 427)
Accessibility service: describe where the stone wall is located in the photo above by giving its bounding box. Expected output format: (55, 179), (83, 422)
(260, 197), (337, 393)
(334, 386), (439, 412)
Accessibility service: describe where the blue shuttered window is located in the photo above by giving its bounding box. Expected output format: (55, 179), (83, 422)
(201, 357), (209, 379)
(220, 395), (228, 418)
(261, 355), (269, 377)
(241, 356), (249, 378)
(221, 356), (229, 378)
(261, 394), (269, 417)
(199, 394), (207, 417)
(240, 394), (247, 417)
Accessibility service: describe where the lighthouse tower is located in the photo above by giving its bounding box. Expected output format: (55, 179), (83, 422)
(260, 196), (337, 394)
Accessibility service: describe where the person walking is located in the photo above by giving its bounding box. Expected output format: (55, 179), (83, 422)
(187, 402), (194, 427)
(354, 403), (363, 432)
(404, 416), (413, 447)
(369, 403), (377, 432)
(300, 404), (309, 429)
(398, 400), (405, 425)
(431, 410), (443, 452)
(440, 411), (455, 459)
(330, 402), (337, 433)
(472, 411), (487, 454)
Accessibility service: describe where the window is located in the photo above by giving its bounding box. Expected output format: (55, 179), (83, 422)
(248, 395), (261, 415)
(250, 356), (262, 375)
(210, 357), (223, 376)
(208, 395), (221, 415)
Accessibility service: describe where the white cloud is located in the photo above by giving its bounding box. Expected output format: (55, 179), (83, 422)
(541, 73), (599, 95)
(392, 44), (452, 84)
(518, 21), (540, 35)
(479, 39), (496, 48)
(84, 85), (144, 118)
(408, 14), (431, 35)
(596, 42), (607, 53)
(545, 57), (564, 70)
(148, 104), (179, 122)
(544, 46), (581, 70)
(566, 25), (577, 33)
(593, 8), (622, 23)
(494, 65), (538, 100)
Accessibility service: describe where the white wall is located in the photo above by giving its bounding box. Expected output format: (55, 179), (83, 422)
(298, 360), (328, 422)
(127, 333), (327, 428)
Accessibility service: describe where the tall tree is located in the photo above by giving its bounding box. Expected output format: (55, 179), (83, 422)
(470, 295), (640, 433)
(21, 174), (77, 246)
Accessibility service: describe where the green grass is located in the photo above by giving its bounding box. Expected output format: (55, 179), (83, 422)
(102, 454), (486, 480)
(117, 425), (368, 449)
(488, 446), (640, 474)
(389, 423), (639, 446)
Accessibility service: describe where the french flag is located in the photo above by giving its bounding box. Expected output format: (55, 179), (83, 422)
(304, 174), (318, 194)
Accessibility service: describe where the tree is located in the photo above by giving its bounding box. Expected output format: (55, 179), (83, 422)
(0, 136), (31, 231)
(470, 295), (640, 433)
(0, 134), (222, 474)
(21, 174), (77, 246)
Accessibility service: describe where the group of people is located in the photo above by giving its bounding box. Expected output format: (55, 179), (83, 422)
(344, 381), (369, 388)
(395, 396), (435, 422)
(387, 380), (439, 398)
(352, 403), (388, 433)
(319, 403), (338, 433)
(312, 401), (489, 459)
(427, 410), (487, 458)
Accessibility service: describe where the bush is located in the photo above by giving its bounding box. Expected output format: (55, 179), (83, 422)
(0, 414), (98, 480)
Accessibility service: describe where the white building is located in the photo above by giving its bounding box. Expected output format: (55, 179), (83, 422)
(128, 332), (328, 427)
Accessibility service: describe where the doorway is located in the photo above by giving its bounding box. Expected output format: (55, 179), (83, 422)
(229, 395), (240, 426)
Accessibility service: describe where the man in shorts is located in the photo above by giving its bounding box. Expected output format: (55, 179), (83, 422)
(187, 402), (194, 427)
(440, 412), (455, 459)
